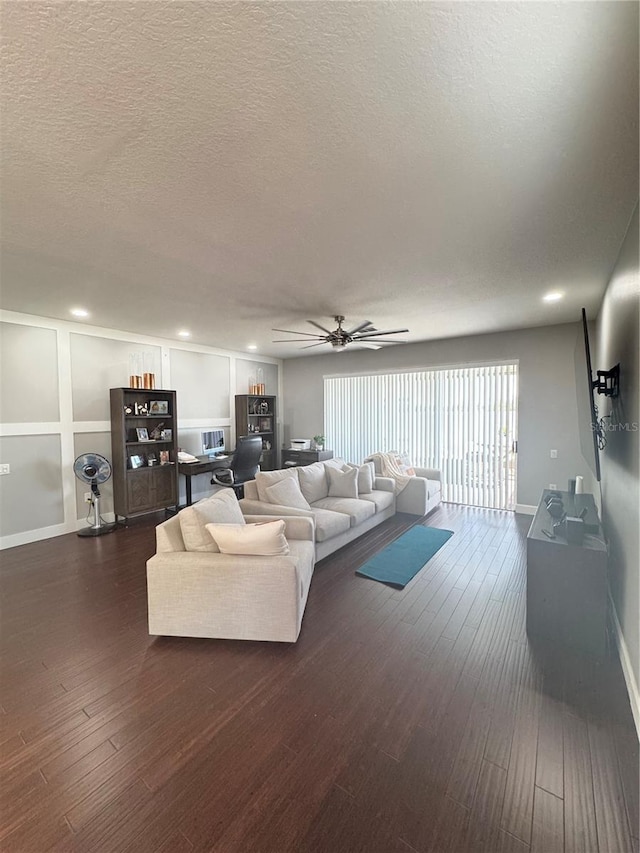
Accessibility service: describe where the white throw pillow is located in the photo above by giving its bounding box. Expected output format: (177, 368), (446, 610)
(327, 465), (359, 499)
(255, 468), (299, 503)
(179, 490), (245, 552)
(344, 462), (374, 494)
(264, 477), (311, 510)
(205, 521), (290, 556)
(298, 462), (329, 503)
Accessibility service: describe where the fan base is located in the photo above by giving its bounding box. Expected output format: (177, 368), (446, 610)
(77, 523), (117, 537)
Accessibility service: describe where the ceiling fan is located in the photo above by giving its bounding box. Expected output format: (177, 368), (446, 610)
(272, 315), (409, 351)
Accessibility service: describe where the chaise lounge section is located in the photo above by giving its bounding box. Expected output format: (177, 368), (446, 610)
(364, 455), (442, 516)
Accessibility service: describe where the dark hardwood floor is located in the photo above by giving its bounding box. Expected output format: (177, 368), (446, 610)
(1, 504), (637, 852)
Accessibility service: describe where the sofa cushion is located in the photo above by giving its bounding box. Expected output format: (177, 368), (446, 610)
(205, 520), (290, 556)
(358, 489), (395, 512)
(327, 466), (358, 499)
(179, 489), (245, 552)
(312, 497), (375, 527)
(345, 461), (374, 494)
(264, 477), (311, 510)
(255, 468), (299, 503)
(309, 507), (351, 542)
(298, 462), (329, 503)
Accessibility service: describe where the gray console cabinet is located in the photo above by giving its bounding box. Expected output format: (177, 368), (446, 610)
(526, 490), (608, 657)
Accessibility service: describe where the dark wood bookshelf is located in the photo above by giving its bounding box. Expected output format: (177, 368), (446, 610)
(235, 394), (278, 471)
(110, 387), (179, 521)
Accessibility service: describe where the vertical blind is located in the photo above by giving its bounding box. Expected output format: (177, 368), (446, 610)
(324, 363), (518, 510)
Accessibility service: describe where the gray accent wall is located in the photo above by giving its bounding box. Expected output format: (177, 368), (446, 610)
(169, 349), (231, 419)
(595, 202), (639, 698)
(1, 322), (59, 423)
(235, 360), (279, 396)
(0, 434), (64, 535)
(0, 313), (281, 547)
(283, 323), (587, 508)
(71, 334), (161, 422)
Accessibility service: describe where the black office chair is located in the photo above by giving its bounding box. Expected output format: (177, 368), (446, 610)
(211, 435), (263, 499)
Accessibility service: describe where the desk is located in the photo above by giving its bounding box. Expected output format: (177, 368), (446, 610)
(178, 456), (231, 506)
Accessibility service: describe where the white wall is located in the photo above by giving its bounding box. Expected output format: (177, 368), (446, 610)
(0, 311), (281, 548)
(595, 202), (639, 731)
(283, 322), (589, 510)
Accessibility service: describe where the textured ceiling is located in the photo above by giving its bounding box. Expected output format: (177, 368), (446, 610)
(1, 1), (638, 358)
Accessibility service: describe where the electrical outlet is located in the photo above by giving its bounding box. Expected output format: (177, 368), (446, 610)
(550, 449), (558, 459)
(0, 463), (10, 475)
(549, 483), (557, 490)
(84, 492), (93, 504)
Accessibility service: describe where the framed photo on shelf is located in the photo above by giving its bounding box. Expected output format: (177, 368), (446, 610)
(136, 427), (149, 441)
(159, 429), (172, 440)
(129, 454), (145, 469)
(259, 418), (271, 432)
(149, 400), (169, 415)
(159, 450), (170, 465)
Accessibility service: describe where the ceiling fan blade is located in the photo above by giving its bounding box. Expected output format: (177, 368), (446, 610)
(272, 338), (325, 342)
(346, 320), (374, 336)
(272, 328), (325, 337)
(307, 320), (334, 335)
(354, 328), (409, 338)
(301, 341), (330, 349)
(356, 342), (382, 350)
(358, 338), (408, 344)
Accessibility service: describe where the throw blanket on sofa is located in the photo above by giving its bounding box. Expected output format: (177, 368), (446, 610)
(367, 452), (415, 494)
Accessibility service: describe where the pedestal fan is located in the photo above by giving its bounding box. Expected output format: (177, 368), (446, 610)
(73, 453), (117, 537)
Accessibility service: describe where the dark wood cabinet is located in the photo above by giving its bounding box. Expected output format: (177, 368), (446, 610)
(235, 395), (278, 471)
(281, 449), (334, 467)
(110, 387), (179, 521)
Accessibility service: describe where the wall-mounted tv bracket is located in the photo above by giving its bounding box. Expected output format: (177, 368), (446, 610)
(592, 363), (620, 398)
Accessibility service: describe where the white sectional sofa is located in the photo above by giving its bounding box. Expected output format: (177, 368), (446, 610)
(146, 489), (316, 642)
(239, 459), (397, 561)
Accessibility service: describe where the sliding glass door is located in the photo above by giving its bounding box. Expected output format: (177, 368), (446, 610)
(324, 363), (518, 510)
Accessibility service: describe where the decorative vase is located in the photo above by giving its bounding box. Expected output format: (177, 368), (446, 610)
(129, 353), (142, 388)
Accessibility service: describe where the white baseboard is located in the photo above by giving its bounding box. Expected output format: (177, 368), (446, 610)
(609, 592), (640, 740)
(0, 521), (73, 550)
(1, 512), (119, 550)
(515, 503), (536, 515)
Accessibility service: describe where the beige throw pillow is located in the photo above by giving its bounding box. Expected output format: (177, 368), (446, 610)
(205, 521), (290, 556)
(344, 462), (374, 494)
(264, 477), (311, 510)
(179, 490), (245, 552)
(298, 462), (329, 503)
(327, 465), (359, 499)
(255, 468), (299, 503)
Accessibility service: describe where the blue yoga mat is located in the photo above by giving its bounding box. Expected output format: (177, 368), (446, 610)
(356, 525), (454, 588)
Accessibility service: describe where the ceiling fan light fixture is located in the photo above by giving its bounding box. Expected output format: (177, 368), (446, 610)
(272, 315), (410, 351)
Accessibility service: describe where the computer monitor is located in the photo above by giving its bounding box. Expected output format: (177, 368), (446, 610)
(202, 429), (225, 457)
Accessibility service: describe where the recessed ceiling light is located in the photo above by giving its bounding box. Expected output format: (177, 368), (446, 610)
(71, 307), (89, 318)
(543, 291), (565, 303)
(177, 330), (191, 338)
(247, 344), (257, 351)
